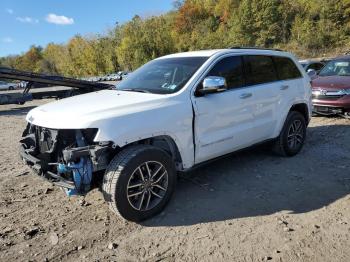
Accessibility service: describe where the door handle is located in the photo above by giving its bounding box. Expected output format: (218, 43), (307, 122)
(239, 93), (252, 99)
(280, 85), (289, 90)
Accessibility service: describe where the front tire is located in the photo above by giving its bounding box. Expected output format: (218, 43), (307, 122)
(272, 111), (306, 156)
(102, 145), (176, 222)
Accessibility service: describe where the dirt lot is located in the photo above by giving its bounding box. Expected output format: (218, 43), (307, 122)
(0, 99), (349, 262)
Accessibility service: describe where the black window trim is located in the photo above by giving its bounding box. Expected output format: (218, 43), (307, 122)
(194, 54), (247, 94)
(243, 55), (280, 87)
(193, 53), (304, 96)
(272, 55), (303, 81)
(206, 55), (246, 90)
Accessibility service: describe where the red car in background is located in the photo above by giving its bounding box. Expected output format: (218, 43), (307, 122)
(311, 56), (350, 117)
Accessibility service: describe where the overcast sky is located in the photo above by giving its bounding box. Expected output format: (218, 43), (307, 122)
(0, 0), (174, 57)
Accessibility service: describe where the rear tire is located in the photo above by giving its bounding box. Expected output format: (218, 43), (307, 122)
(102, 145), (176, 222)
(272, 111), (306, 156)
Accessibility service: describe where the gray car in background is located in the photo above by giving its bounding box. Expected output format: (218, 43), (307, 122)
(0, 81), (18, 90)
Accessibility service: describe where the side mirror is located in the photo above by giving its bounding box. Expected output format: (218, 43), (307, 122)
(307, 69), (317, 78)
(196, 76), (227, 96)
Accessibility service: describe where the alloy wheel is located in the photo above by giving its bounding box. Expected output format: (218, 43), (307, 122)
(126, 161), (168, 211)
(287, 119), (304, 150)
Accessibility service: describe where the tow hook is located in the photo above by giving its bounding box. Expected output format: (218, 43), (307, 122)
(57, 157), (93, 196)
(58, 130), (93, 196)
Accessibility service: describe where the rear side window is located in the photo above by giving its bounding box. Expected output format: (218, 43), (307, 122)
(207, 56), (244, 89)
(244, 56), (278, 86)
(273, 56), (302, 80)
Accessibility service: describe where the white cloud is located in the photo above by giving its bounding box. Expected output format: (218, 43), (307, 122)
(16, 16), (39, 24)
(2, 37), (13, 43)
(45, 13), (74, 25)
(6, 8), (14, 15)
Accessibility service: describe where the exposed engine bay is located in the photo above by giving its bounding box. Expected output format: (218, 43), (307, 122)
(19, 124), (112, 196)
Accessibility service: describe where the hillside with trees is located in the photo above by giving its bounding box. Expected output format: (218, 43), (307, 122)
(1, 0), (350, 77)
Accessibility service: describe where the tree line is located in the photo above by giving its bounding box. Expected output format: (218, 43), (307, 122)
(1, 0), (350, 77)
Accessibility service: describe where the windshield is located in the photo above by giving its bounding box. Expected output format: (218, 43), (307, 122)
(116, 57), (208, 94)
(319, 60), (350, 76)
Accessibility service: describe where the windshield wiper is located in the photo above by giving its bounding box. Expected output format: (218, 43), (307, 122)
(119, 88), (151, 93)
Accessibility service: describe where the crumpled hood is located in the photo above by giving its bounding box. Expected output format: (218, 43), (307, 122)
(312, 75), (350, 90)
(26, 90), (168, 129)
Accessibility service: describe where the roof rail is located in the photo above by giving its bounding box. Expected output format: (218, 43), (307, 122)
(230, 46), (283, 52)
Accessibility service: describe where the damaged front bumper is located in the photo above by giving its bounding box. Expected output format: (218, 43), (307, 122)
(20, 145), (76, 189)
(19, 124), (112, 195)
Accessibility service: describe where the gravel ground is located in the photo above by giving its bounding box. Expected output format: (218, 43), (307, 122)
(0, 99), (349, 262)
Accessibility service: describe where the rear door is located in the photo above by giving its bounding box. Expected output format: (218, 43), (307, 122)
(242, 55), (281, 142)
(272, 56), (304, 132)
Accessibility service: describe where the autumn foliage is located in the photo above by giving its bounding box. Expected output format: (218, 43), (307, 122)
(1, 0), (350, 77)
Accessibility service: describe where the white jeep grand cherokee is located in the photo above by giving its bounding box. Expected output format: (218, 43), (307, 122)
(20, 48), (312, 221)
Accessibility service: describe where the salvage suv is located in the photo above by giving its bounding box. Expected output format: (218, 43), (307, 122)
(20, 48), (312, 221)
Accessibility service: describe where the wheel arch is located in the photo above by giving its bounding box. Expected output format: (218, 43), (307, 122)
(274, 101), (310, 138)
(118, 135), (184, 171)
(290, 103), (310, 124)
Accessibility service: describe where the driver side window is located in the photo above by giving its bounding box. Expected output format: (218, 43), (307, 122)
(206, 56), (245, 89)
